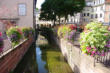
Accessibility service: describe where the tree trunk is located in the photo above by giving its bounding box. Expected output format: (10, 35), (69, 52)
(64, 15), (68, 25)
(58, 16), (61, 25)
(53, 19), (55, 26)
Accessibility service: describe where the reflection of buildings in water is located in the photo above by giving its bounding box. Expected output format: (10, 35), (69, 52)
(13, 44), (38, 73)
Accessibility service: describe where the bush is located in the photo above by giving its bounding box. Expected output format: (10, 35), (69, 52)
(0, 32), (4, 52)
(22, 27), (35, 38)
(22, 28), (30, 38)
(29, 28), (35, 36)
(80, 22), (110, 56)
(57, 25), (76, 40)
(6, 27), (22, 46)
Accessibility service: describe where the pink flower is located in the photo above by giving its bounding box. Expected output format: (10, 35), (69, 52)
(91, 51), (96, 55)
(101, 53), (105, 56)
(86, 47), (91, 50)
(104, 33), (109, 36)
(91, 54), (93, 56)
(86, 47), (91, 53)
(88, 49), (90, 53)
(94, 47), (97, 49)
(108, 27), (110, 31)
(108, 41), (110, 44)
(0, 48), (3, 52)
(0, 32), (2, 36)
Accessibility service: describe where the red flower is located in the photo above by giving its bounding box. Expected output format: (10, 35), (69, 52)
(17, 28), (22, 35)
(0, 32), (2, 36)
(69, 25), (77, 30)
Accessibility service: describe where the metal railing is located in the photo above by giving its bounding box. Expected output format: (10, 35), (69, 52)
(0, 39), (27, 59)
(94, 52), (110, 67)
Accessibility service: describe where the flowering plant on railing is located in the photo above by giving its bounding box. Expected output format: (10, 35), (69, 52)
(22, 28), (30, 38)
(6, 27), (22, 46)
(80, 22), (110, 56)
(0, 32), (4, 53)
(57, 25), (77, 40)
(29, 28), (35, 36)
(22, 27), (35, 38)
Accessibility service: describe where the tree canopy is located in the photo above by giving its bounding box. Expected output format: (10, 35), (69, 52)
(39, 0), (85, 25)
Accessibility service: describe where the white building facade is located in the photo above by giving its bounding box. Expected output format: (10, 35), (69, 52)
(67, 13), (81, 25)
(36, 9), (53, 27)
(82, 0), (110, 25)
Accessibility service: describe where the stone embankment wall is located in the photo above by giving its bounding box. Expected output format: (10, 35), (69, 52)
(59, 39), (110, 73)
(0, 37), (34, 73)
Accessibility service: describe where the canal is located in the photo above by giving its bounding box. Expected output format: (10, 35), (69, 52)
(13, 35), (73, 73)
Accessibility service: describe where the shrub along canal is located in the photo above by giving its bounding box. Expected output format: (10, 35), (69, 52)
(13, 35), (73, 73)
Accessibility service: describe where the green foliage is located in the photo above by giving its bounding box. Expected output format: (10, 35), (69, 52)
(22, 28), (30, 38)
(40, 0), (85, 24)
(6, 27), (22, 46)
(22, 27), (35, 38)
(40, 44), (73, 73)
(80, 22), (110, 56)
(57, 25), (76, 40)
(58, 25), (71, 38)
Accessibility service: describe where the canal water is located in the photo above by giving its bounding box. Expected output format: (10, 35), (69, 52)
(13, 44), (48, 73)
(36, 47), (48, 73)
(13, 36), (73, 73)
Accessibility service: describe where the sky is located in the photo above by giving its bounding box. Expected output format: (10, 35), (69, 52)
(36, 0), (45, 9)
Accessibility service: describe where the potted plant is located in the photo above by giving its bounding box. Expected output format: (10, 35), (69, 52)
(80, 22), (110, 56)
(0, 32), (4, 53)
(6, 27), (22, 46)
(57, 25), (76, 41)
(22, 27), (30, 38)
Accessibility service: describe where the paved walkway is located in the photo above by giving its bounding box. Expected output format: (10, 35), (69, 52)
(0, 38), (12, 56)
(3, 39), (12, 52)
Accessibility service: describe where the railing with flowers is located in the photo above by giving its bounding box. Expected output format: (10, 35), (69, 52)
(57, 24), (77, 42)
(0, 27), (35, 58)
(79, 22), (110, 66)
(0, 32), (4, 54)
(56, 22), (110, 66)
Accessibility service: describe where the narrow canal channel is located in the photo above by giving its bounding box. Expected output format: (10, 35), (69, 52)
(13, 35), (73, 73)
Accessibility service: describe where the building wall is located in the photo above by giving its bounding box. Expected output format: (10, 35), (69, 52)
(82, 6), (92, 25)
(0, 37), (34, 73)
(81, 0), (110, 25)
(67, 13), (81, 25)
(59, 39), (110, 73)
(104, 4), (110, 25)
(0, 0), (34, 27)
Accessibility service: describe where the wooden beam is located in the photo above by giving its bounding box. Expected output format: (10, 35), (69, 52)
(0, 18), (19, 20)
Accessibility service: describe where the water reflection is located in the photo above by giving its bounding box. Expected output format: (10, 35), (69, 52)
(13, 43), (38, 73)
(36, 47), (48, 73)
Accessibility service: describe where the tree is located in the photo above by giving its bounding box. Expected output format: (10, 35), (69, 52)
(39, 0), (56, 25)
(40, 0), (85, 25)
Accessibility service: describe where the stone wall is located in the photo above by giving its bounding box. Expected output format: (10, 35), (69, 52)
(59, 39), (110, 73)
(0, 0), (34, 28)
(0, 37), (34, 73)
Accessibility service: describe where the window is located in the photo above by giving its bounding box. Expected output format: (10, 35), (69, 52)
(87, 13), (89, 16)
(101, 6), (103, 10)
(100, 14), (102, 18)
(18, 4), (26, 16)
(84, 13), (86, 16)
(96, 8), (97, 11)
(91, 14), (93, 19)
(95, 14), (98, 18)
